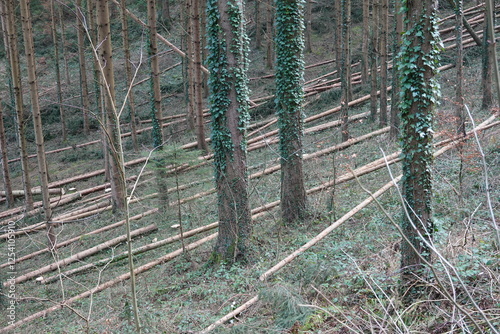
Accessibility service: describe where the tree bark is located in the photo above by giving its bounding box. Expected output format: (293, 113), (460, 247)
(340, 0), (351, 142)
(20, 0), (55, 248)
(361, 0), (370, 84)
(379, 0), (388, 127)
(76, 0), (91, 136)
(276, 0), (308, 223)
(148, 0), (164, 148)
(3, 0), (34, 211)
(266, 0), (274, 69)
(370, 0), (379, 122)
(481, 13), (493, 109)
(207, 0), (252, 263)
(390, 0), (403, 138)
(97, 0), (126, 211)
(119, 0), (139, 151)
(50, 0), (67, 142)
(0, 99), (14, 208)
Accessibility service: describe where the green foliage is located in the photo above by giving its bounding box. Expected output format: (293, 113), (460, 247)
(260, 284), (312, 329)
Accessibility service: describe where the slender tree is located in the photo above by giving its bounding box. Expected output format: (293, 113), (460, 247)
(191, 0), (208, 153)
(390, 0), (403, 139)
(206, 0), (252, 263)
(265, 0), (274, 69)
(119, 0), (139, 151)
(76, 0), (91, 136)
(58, 1), (71, 85)
(340, 0), (351, 142)
(50, 0), (67, 142)
(0, 99), (14, 208)
(369, 0), (379, 122)
(454, 0), (465, 136)
(97, 0), (126, 211)
(276, 0), (308, 223)
(361, 0), (369, 84)
(148, 0), (164, 148)
(304, 0), (312, 53)
(20, 0), (55, 247)
(3, 0), (34, 211)
(255, 0), (262, 49)
(398, 0), (441, 305)
(379, 0), (388, 127)
(481, 13), (493, 109)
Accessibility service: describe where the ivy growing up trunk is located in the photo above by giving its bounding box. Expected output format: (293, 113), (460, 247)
(206, 0), (252, 264)
(397, 0), (441, 306)
(275, 0), (307, 224)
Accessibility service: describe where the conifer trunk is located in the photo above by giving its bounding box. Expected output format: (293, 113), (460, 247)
(207, 0), (252, 263)
(266, 0), (274, 69)
(340, 0), (351, 142)
(97, 0), (126, 211)
(119, 0), (139, 151)
(379, 0), (388, 127)
(0, 99), (14, 208)
(390, 0), (402, 139)
(276, 0), (308, 223)
(76, 0), (91, 136)
(370, 0), (379, 122)
(20, 0), (54, 248)
(361, 0), (369, 84)
(3, 0), (34, 211)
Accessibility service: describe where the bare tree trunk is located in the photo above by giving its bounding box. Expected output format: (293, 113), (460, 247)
(50, 0), (67, 142)
(485, 0), (500, 106)
(361, 0), (369, 84)
(455, 0), (465, 136)
(255, 0), (262, 49)
(390, 0), (402, 138)
(0, 99), (14, 208)
(304, 0), (313, 53)
(20, 0), (54, 248)
(481, 15), (493, 109)
(148, 0), (164, 148)
(97, 0), (126, 211)
(334, 0), (341, 69)
(340, 0), (351, 142)
(192, 0), (208, 153)
(370, 0), (379, 122)
(58, 1), (71, 85)
(207, 0), (252, 263)
(266, 0), (274, 69)
(379, 0), (388, 127)
(3, 0), (34, 211)
(120, 0), (139, 151)
(76, 0), (91, 136)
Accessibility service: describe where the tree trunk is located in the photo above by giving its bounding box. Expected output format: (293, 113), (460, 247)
(340, 0), (351, 142)
(0, 99), (14, 208)
(361, 0), (369, 84)
(370, 0), (379, 122)
(334, 0), (341, 69)
(97, 0), (126, 211)
(50, 0), (67, 142)
(255, 0), (262, 49)
(455, 0), (465, 136)
(304, 0), (312, 53)
(266, 0), (274, 69)
(379, 0), (388, 127)
(20, 0), (55, 248)
(390, 0), (402, 139)
(481, 15), (493, 109)
(276, 0), (308, 223)
(58, 2), (71, 85)
(206, 0), (252, 263)
(399, 0), (440, 305)
(148, 0), (164, 148)
(119, 0), (139, 151)
(76, 0), (91, 136)
(3, 0), (34, 211)
(192, 0), (208, 153)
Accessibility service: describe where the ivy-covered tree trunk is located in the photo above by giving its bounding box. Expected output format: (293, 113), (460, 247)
(398, 0), (441, 305)
(207, 0), (252, 264)
(20, 0), (54, 248)
(276, 0), (308, 223)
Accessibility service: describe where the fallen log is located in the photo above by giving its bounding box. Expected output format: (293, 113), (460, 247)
(0, 188), (65, 198)
(41, 222), (219, 284)
(5, 224), (158, 286)
(0, 233), (218, 334)
(0, 209), (158, 269)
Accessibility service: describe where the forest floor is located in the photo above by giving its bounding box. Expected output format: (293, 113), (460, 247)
(1, 1), (499, 333)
